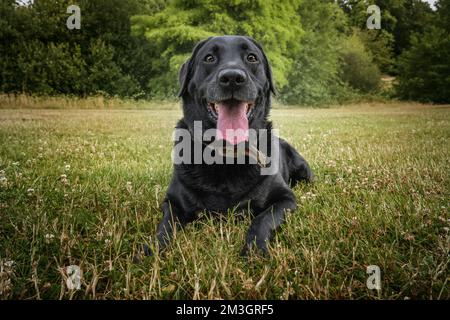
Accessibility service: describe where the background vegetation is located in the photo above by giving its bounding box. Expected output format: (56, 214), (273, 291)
(1, 0), (448, 104)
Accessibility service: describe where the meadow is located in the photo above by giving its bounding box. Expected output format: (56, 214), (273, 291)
(0, 100), (448, 299)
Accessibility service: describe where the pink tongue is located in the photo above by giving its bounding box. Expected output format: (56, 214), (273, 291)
(216, 101), (249, 145)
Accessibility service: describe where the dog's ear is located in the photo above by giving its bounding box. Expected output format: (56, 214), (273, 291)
(178, 37), (212, 97)
(245, 36), (276, 96)
(178, 61), (189, 97)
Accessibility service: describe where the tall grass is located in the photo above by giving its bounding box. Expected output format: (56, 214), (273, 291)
(0, 101), (449, 299)
(0, 94), (178, 110)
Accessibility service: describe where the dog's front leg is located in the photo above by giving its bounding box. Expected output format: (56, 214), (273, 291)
(241, 196), (296, 256)
(144, 198), (194, 256)
(155, 200), (183, 251)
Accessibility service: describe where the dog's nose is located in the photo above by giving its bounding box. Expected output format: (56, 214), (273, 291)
(218, 69), (247, 89)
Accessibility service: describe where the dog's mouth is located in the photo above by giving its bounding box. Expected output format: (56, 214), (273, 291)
(207, 99), (255, 145)
(207, 100), (255, 118)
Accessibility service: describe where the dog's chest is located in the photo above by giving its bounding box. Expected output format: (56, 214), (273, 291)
(200, 192), (245, 213)
(178, 164), (263, 213)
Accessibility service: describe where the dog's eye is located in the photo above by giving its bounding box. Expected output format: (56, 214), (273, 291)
(247, 54), (258, 63)
(204, 54), (215, 63)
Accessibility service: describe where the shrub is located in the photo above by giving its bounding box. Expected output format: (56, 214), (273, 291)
(339, 32), (381, 93)
(396, 26), (450, 103)
(280, 0), (349, 106)
(3, 41), (87, 95)
(87, 40), (140, 97)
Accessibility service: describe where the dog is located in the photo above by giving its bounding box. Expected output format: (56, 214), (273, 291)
(150, 35), (313, 257)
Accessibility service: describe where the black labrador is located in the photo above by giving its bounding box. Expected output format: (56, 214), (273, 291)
(150, 35), (313, 256)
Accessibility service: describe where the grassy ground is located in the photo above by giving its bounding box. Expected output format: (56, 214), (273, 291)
(0, 102), (448, 299)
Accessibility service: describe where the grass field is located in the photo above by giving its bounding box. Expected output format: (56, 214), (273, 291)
(0, 101), (449, 299)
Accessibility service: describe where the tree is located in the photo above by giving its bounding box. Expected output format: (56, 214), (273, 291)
(389, 0), (434, 55)
(131, 0), (304, 97)
(281, 0), (350, 105)
(396, 0), (450, 103)
(339, 31), (382, 93)
(357, 29), (395, 73)
(0, 0), (163, 97)
(337, 0), (434, 73)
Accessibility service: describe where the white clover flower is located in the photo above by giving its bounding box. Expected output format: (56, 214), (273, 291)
(4, 260), (15, 268)
(64, 164), (71, 171)
(45, 233), (55, 243)
(60, 174), (69, 185)
(126, 181), (133, 193)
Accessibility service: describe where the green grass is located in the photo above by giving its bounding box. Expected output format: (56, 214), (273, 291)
(0, 102), (449, 299)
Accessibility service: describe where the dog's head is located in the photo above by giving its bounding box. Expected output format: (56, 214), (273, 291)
(178, 36), (275, 145)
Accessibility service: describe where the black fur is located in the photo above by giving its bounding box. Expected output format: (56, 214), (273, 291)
(151, 36), (313, 256)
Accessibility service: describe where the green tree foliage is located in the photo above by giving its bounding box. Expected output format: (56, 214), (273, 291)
(280, 0), (350, 105)
(339, 31), (382, 93)
(87, 39), (140, 97)
(337, 0), (396, 73)
(387, 0), (434, 56)
(337, 0), (434, 73)
(0, 0), (444, 104)
(131, 0), (303, 97)
(15, 41), (87, 95)
(79, 0), (166, 95)
(396, 0), (450, 103)
(357, 29), (395, 73)
(0, 0), (162, 97)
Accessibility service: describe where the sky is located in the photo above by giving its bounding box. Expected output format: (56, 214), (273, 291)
(423, 0), (437, 9)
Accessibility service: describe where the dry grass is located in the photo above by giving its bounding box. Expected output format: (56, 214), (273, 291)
(0, 94), (178, 110)
(0, 101), (449, 299)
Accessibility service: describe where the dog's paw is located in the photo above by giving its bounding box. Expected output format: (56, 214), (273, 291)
(132, 244), (153, 264)
(132, 253), (142, 264)
(143, 244), (153, 257)
(240, 241), (269, 257)
(240, 245), (249, 257)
